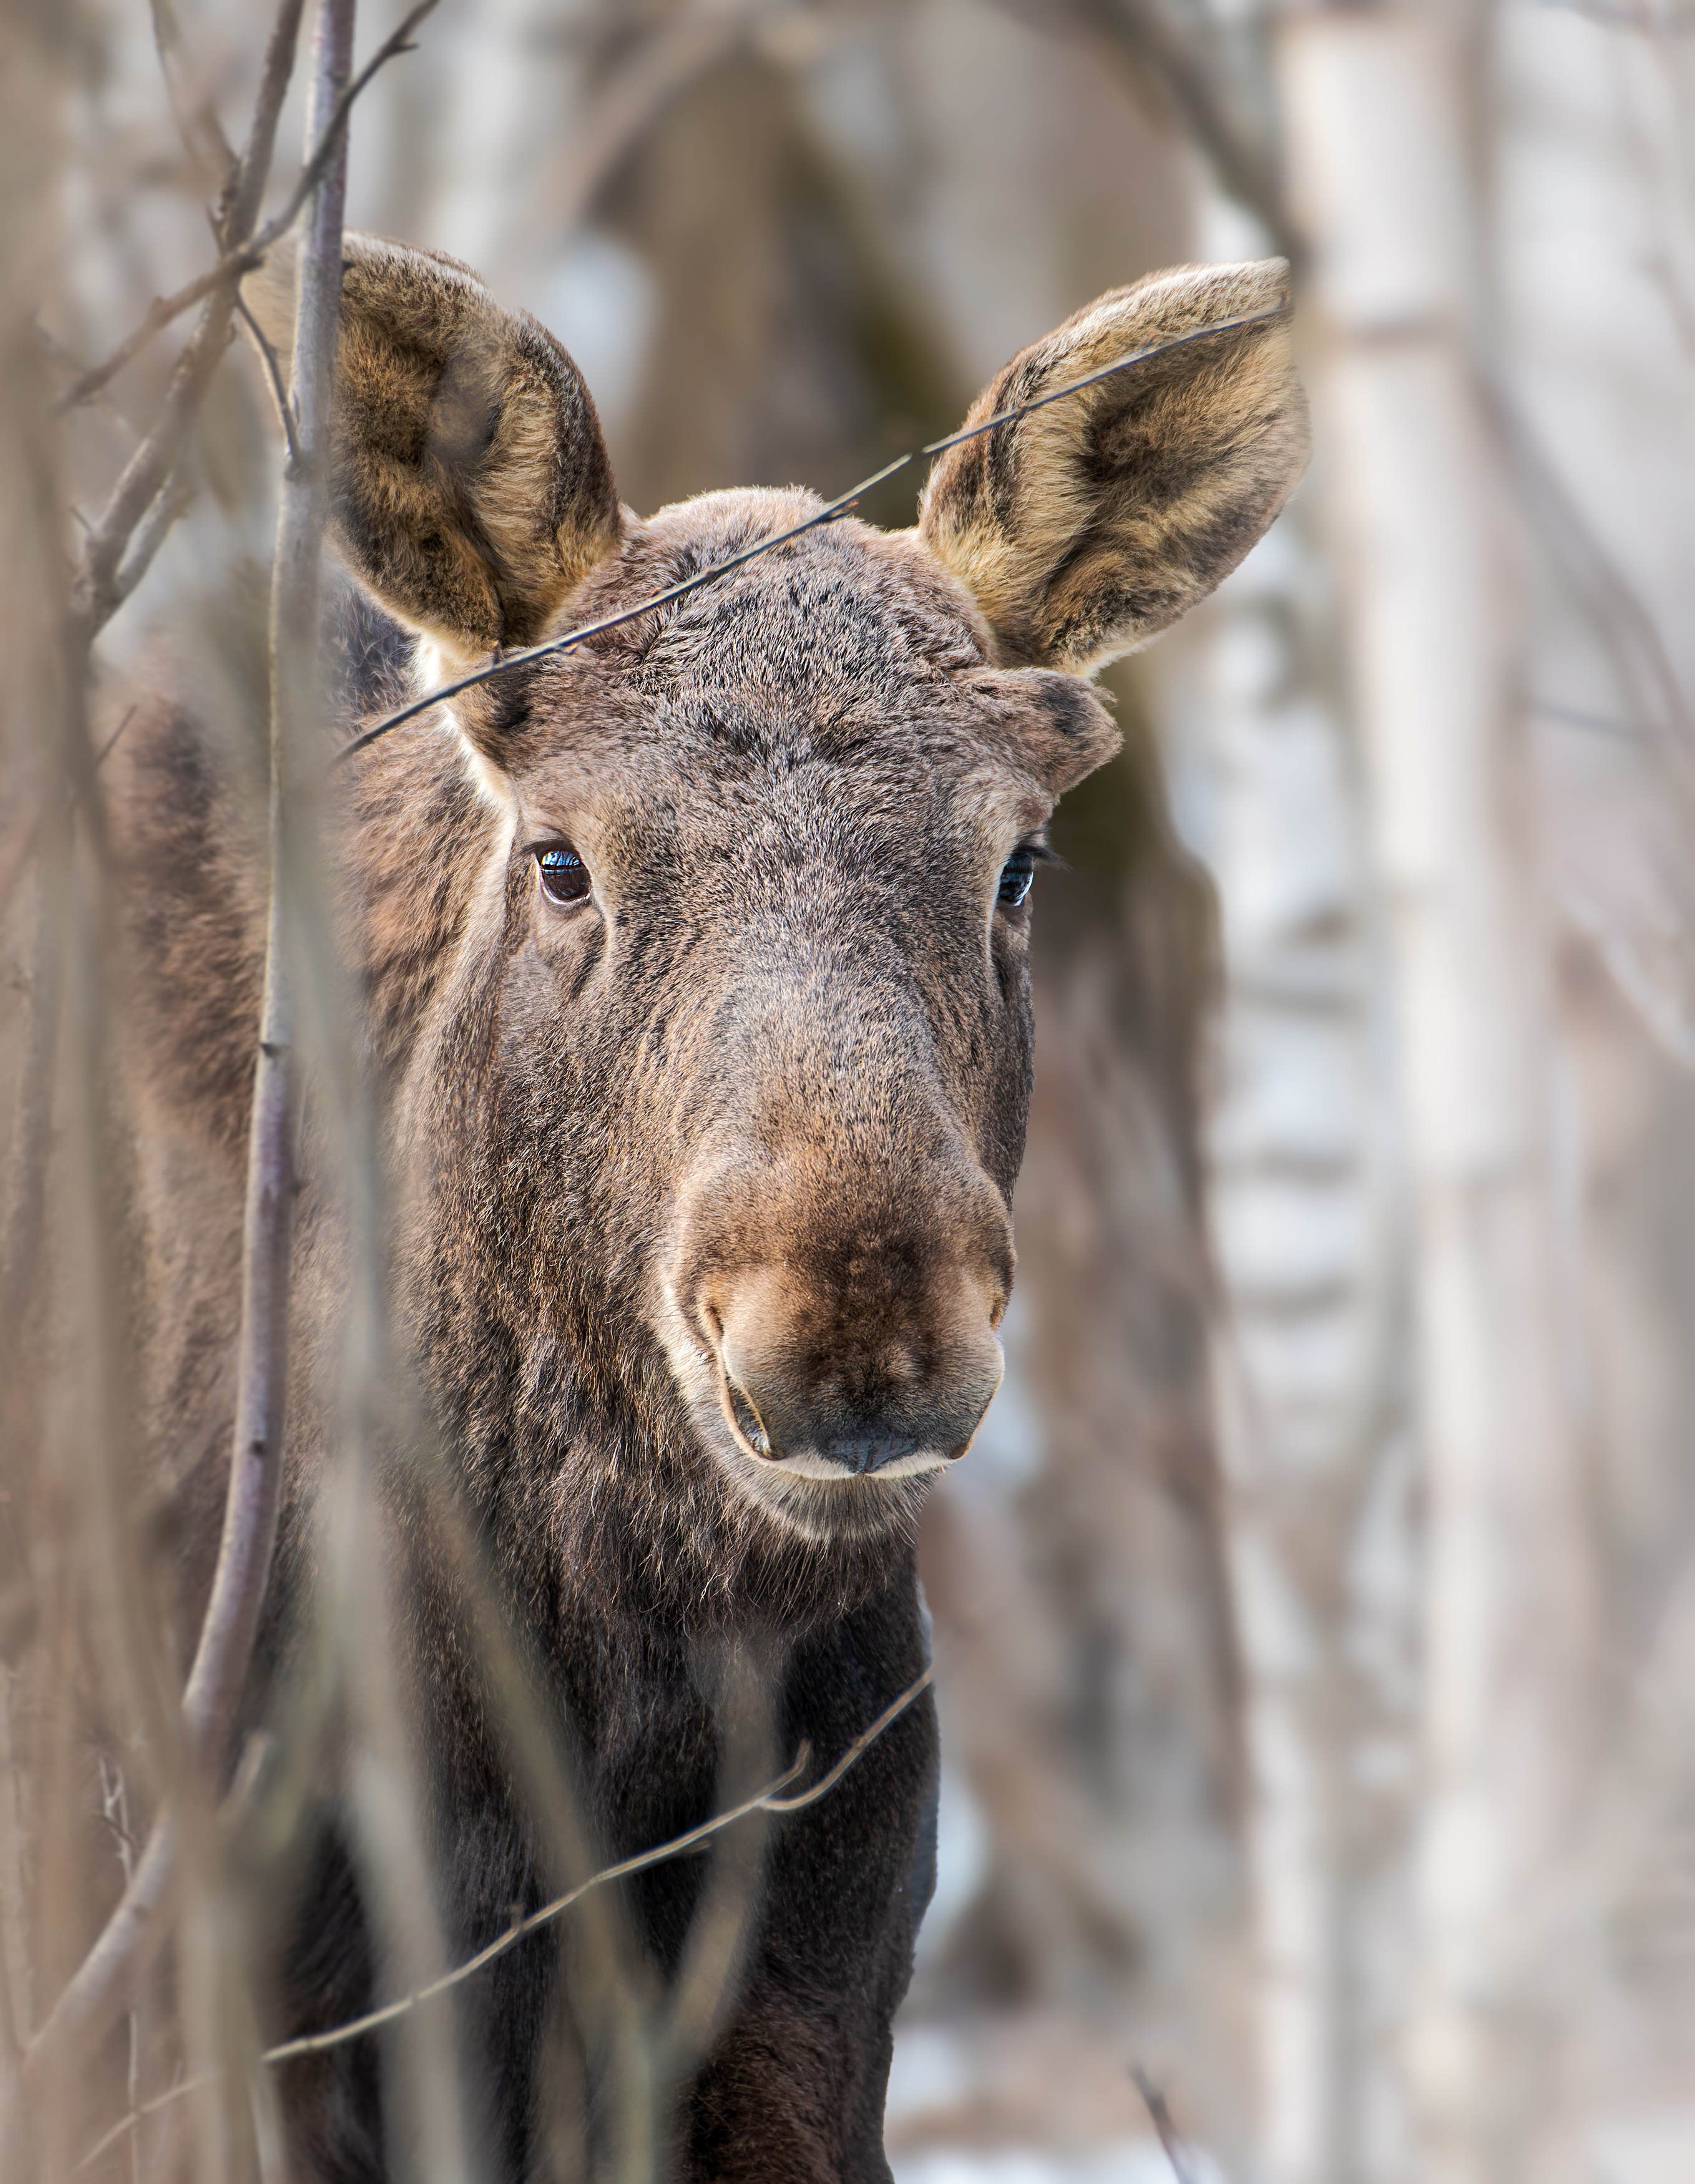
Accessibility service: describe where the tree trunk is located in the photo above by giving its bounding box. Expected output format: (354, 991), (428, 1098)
(1160, 492), (1418, 2184)
(1279, 13), (1594, 2180)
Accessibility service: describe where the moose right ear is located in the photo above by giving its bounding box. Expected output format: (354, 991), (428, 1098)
(244, 234), (622, 665)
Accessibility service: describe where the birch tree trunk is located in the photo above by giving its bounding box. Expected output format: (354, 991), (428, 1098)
(1279, 13), (1594, 2180)
(1161, 484), (1416, 2184)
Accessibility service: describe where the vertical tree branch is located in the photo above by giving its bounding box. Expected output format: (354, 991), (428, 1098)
(223, 0), (311, 250)
(185, 0), (354, 1771)
(21, 0), (356, 2092)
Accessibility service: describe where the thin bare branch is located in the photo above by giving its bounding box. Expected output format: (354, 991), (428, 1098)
(222, 0), (310, 250)
(149, 0), (240, 200)
(22, 1820), (182, 2099)
(272, 1760), (808, 2066)
(0, 707), (137, 930)
(51, 0), (306, 444)
(340, 303), (1287, 760)
(52, 269), (247, 419)
(54, 0), (441, 747)
(62, 0), (305, 642)
(269, 1661), (932, 2064)
(111, 459), (195, 609)
(71, 1664), (935, 2173)
(66, 305), (237, 646)
(22, 0), (363, 2091)
(1130, 2065), (1200, 2184)
(234, 291), (304, 473)
(243, 0), (438, 260)
(761, 1667), (934, 1811)
(187, 0), (356, 1848)
(54, 0), (437, 415)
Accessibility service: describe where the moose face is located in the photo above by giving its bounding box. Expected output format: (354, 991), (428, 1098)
(269, 237), (1307, 1553)
(427, 498), (1116, 1544)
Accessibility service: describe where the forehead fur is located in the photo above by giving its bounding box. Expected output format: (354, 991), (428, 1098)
(457, 488), (1116, 791)
(595, 490), (988, 681)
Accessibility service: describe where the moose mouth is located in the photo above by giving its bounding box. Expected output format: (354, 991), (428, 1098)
(716, 1363), (952, 1485)
(711, 1352), (957, 1484)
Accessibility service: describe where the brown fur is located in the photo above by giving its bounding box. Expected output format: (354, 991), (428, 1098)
(109, 237), (1306, 2181)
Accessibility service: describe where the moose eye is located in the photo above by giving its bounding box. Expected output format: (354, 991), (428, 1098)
(997, 849), (1036, 912)
(536, 844), (592, 907)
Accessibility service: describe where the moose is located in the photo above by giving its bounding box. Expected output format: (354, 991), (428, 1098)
(106, 236), (1306, 2181)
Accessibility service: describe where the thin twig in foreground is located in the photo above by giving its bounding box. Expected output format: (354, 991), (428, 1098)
(54, 0), (439, 415)
(72, 1664), (935, 2173)
(223, 0), (311, 250)
(234, 291), (304, 473)
(0, 708), (135, 929)
(339, 303), (1287, 761)
(23, 0), (362, 2092)
(10, 104), (263, 1383)
(149, 0), (240, 201)
(268, 1659), (932, 2062)
(61, 0), (313, 646)
(48, 0), (308, 419)
(1131, 2064), (1199, 2184)
(243, 0), (438, 283)
(181, 0), (356, 1849)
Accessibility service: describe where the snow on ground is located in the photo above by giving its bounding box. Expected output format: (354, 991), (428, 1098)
(886, 2021), (1227, 2184)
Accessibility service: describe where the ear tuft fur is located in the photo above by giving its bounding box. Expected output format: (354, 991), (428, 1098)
(918, 260), (1309, 675)
(244, 235), (621, 662)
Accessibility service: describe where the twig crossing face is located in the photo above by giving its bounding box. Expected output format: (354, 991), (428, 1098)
(336, 305), (1288, 762)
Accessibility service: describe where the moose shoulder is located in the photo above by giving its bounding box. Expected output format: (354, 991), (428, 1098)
(112, 238), (1306, 2182)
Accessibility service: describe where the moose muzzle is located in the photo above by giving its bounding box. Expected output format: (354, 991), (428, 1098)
(669, 1148), (1013, 1484)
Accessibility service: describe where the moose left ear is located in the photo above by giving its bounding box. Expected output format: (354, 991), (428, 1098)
(919, 260), (1307, 675)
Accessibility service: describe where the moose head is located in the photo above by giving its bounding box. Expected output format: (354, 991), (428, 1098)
(253, 236), (1306, 1579)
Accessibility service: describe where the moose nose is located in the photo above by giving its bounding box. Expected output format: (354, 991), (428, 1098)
(706, 1257), (1006, 1476)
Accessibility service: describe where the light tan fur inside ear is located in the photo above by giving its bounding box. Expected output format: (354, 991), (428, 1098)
(241, 233), (622, 663)
(919, 260), (1309, 675)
